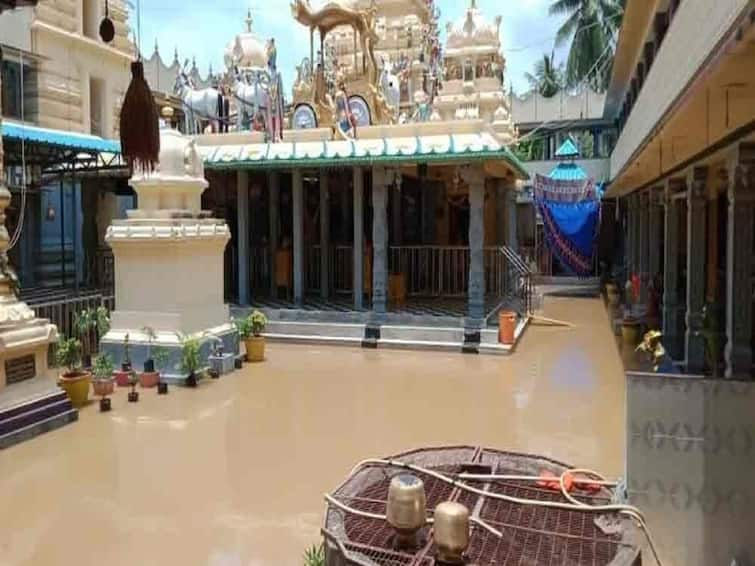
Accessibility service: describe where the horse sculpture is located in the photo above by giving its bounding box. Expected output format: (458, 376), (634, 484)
(174, 72), (228, 135)
(233, 68), (285, 142)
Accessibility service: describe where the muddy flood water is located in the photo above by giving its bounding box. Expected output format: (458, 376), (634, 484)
(0, 297), (627, 566)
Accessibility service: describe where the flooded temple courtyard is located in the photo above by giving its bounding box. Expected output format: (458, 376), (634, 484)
(0, 297), (627, 565)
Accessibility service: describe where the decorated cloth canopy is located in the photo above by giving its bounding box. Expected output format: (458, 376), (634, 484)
(534, 139), (601, 276)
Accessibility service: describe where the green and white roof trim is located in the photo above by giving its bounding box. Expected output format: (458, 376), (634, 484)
(199, 131), (529, 179)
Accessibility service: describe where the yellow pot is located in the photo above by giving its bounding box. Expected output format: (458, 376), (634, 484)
(244, 336), (266, 362)
(622, 322), (641, 345)
(58, 371), (92, 408)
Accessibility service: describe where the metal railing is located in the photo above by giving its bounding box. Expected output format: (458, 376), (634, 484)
(499, 245), (535, 316)
(388, 246), (471, 297)
(24, 290), (115, 342)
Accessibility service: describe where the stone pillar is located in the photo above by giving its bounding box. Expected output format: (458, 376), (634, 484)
(391, 172), (403, 246)
(628, 194), (639, 281)
(319, 171), (330, 299)
(663, 179), (683, 360)
(495, 179), (507, 245)
(463, 166), (486, 326)
(685, 167), (707, 373)
(292, 169), (304, 305)
(236, 170), (249, 305)
(725, 148), (754, 377)
(371, 167), (389, 317)
(268, 171), (279, 297)
(638, 192), (649, 303)
(353, 167), (364, 309)
(505, 186), (518, 252)
(648, 188), (663, 283)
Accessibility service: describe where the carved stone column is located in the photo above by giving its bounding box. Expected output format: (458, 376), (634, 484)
(319, 171), (330, 299)
(685, 167), (707, 373)
(353, 167), (364, 309)
(390, 171), (403, 246)
(268, 171), (279, 297)
(495, 179), (507, 245)
(236, 170), (249, 305)
(462, 166), (486, 326)
(638, 192), (649, 303)
(626, 193), (638, 281)
(292, 169), (304, 305)
(371, 166), (390, 317)
(725, 147), (754, 378)
(663, 179), (683, 360)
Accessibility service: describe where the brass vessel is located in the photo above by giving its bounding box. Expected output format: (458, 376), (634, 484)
(433, 501), (470, 564)
(386, 474), (426, 547)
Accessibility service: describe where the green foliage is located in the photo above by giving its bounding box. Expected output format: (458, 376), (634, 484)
(123, 333), (132, 367)
(142, 326), (157, 359)
(512, 137), (545, 162)
(302, 544), (325, 566)
(550, 0), (624, 91)
(235, 310), (268, 338)
(92, 353), (114, 381)
(179, 335), (202, 375)
(73, 306), (111, 358)
(250, 310), (267, 336)
(524, 51), (563, 98)
(56, 337), (82, 374)
(152, 346), (170, 371)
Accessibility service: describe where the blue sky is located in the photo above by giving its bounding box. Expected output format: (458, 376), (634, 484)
(133, 0), (569, 95)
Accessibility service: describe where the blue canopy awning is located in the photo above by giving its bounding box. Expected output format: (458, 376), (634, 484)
(1, 121), (120, 154)
(548, 162), (587, 181)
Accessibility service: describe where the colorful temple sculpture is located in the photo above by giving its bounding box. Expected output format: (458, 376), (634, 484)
(534, 139), (601, 277)
(434, 0), (515, 144)
(101, 113), (237, 381)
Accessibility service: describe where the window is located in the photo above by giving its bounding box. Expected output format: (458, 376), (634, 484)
(1, 60), (31, 120)
(89, 77), (106, 136)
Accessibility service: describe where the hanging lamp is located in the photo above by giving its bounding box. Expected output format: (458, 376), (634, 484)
(99, 0), (115, 43)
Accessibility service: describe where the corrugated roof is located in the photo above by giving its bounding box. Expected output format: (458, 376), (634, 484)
(199, 132), (530, 179)
(1, 122), (120, 154)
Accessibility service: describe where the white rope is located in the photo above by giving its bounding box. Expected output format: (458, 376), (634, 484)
(348, 458), (664, 565)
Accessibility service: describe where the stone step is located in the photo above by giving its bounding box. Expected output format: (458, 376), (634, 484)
(379, 325), (465, 344)
(265, 320), (365, 339)
(0, 390), (78, 450)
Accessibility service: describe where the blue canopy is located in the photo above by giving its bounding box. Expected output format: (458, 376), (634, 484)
(1, 122), (120, 154)
(548, 162), (587, 181)
(554, 137), (580, 158)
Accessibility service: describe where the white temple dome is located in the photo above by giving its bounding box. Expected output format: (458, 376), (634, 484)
(306, 0), (364, 10)
(446, 0), (502, 49)
(493, 105), (509, 122)
(224, 10), (268, 70)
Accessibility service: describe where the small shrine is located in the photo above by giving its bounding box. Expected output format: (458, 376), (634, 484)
(100, 110), (236, 383)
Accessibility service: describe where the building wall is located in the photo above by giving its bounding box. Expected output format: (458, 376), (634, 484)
(511, 89), (606, 124)
(610, 0), (750, 178)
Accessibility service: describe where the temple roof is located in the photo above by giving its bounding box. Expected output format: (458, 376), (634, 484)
(446, 0), (501, 52)
(198, 130), (528, 179)
(223, 10), (268, 70)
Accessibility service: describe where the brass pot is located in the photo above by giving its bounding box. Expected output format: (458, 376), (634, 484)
(433, 501), (470, 564)
(386, 474), (426, 546)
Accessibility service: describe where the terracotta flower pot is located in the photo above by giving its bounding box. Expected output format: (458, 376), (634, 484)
(92, 378), (115, 398)
(114, 370), (131, 387)
(139, 372), (160, 388)
(244, 336), (265, 362)
(58, 371), (92, 408)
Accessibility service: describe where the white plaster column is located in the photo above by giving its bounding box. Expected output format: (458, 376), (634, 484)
(319, 171), (330, 299)
(463, 166), (486, 325)
(268, 171), (279, 296)
(725, 148), (754, 378)
(638, 192), (649, 303)
(663, 179), (683, 360)
(236, 170), (249, 305)
(686, 167), (707, 373)
(292, 169), (304, 305)
(371, 166), (389, 317)
(353, 167), (364, 309)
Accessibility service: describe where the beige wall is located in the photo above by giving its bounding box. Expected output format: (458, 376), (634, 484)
(610, 0), (751, 179)
(511, 89), (606, 125)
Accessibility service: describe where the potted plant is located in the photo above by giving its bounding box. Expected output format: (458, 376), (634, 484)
(153, 346), (170, 394)
(180, 334), (202, 387)
(56, 337), (91, 407)
(303, 544), (325, 566)
(74, 306), (111, 368)
(92, 353), (115, 412)
(235, 310), (267, 362)
(115, 333), (133, 386)
(139, 326), (160, 388)
(127, 369), (139, 402)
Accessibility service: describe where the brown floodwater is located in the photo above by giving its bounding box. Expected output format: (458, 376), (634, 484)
(0, 297), (626, 566)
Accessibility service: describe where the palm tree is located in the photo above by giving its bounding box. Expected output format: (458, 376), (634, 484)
(550, 0), (624, 92)
(524, 51), (563, 98)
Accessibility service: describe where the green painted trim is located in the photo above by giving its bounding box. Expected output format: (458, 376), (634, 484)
(204, 147), (530, 179)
